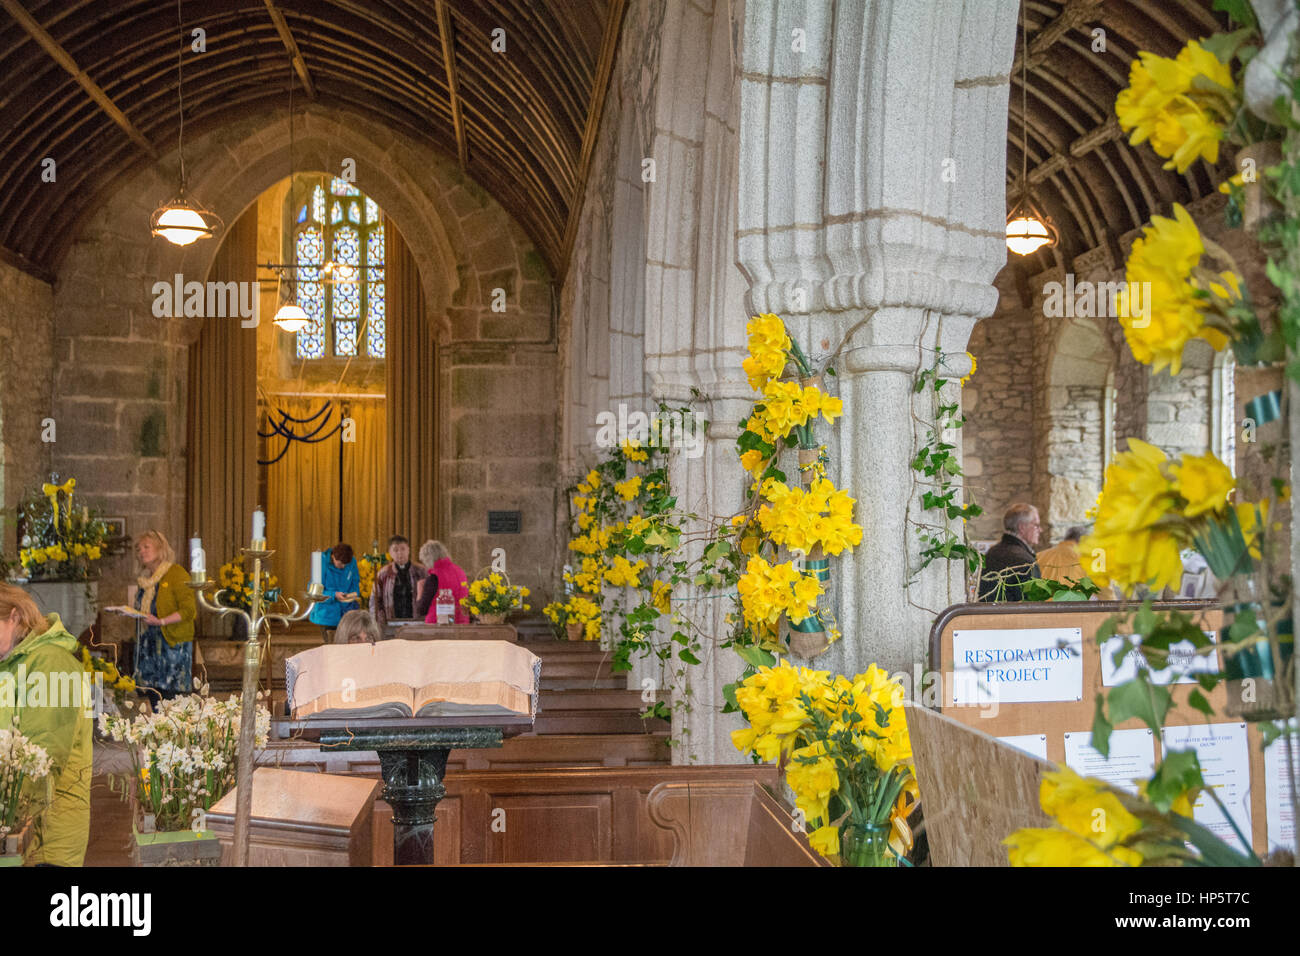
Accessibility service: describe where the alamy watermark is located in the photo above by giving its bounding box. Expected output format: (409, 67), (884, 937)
(152, 274), (259, 327)
(1043, 275), (1151, 327)
(594, 403), (705, 459)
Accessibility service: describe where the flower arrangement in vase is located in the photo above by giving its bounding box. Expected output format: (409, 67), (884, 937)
(358, 540), (387, 603)
(100, 684), (269, 865)
(215, 557), (281, 613)
(0, 721), (52, 862)
(543, 594), (602, 641)
(731, 659), (918, 866)
(463, 572), (530, 624)
(15, 476), (108, 582)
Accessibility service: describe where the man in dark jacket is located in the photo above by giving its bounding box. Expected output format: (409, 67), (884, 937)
(978, 503), (1043, 602)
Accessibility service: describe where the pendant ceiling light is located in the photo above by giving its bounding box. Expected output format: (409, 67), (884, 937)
(151, 0), (222, 246)
(1006, 0), (1057, 257)
(273, 60), (310, 333)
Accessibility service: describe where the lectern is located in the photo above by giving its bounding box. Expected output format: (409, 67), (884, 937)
(286, 715), (534, 865)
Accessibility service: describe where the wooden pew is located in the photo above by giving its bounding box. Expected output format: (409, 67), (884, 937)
(646, 778), (829, 866)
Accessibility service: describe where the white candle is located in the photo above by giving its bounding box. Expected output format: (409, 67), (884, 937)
(190, 543), (206, 575)
(311, 550), (323, 587)
(252, 508), (266, 542)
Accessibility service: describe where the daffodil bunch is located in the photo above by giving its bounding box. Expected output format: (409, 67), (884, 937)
(1116, 39), (1237, 174)
(755, 477), (863, 557)
(1004, 762), (1253, 867)
(736, 555), (825, 650)
(731, 660), (918, 865)
(80, 646), (137, 702)
(1080, 439), (1243, 594)
(215, 559), (280, 613)
(542, 595), (602, 640)
(462, 572), (530, 617)
(1118, 204), (1266, 374)
(0, 719), (53, 838)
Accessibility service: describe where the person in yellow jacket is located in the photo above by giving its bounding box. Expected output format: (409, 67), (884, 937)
(131, 530), (197, 707)
(0, 583), (92, 866)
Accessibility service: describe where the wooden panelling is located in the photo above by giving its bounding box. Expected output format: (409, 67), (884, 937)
(365, 764), (778, 865)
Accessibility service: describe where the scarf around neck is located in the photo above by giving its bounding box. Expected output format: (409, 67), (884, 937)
(136, 561), (173, 617)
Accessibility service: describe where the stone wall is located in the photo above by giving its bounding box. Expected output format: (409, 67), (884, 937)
(962, 268), (1034, 542)
(0, 260), (55, 554)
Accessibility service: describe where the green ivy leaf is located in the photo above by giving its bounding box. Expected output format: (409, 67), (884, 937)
(1186, 688), (1215, 719)
(734, 644), (776, 669)
(1090, 693), (1113, 758)
(678, 649), (701, 665)
(1146, 749), (1204, 815)
(1107, 675), (1172, 734)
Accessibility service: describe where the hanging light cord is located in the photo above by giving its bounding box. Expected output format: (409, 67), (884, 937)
(176, 0), (186, 188)
(1020, 0), (1028, 200)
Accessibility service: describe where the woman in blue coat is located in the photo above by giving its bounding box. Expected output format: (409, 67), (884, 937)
(309, 542), (360, 641)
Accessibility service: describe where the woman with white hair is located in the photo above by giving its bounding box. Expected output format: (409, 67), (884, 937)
(414, 539), (469, 624)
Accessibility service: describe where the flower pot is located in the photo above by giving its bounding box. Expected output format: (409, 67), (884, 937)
(566, 622), (584, 642)
(131, 828), (223, 867)
(1236, 141), (1282, 232)
(26, 579), (98, 637)
(0, 820), (33, 867)
(840, 823), (897, 868)
(478, 612), (506, 625)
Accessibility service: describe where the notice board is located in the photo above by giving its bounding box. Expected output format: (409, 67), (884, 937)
(929, 601), (1284, 859)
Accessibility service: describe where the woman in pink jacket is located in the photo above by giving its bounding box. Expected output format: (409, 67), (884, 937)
(415, 540), (470, 624)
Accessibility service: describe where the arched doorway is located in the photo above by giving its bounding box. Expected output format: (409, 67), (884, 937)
(188, 172), (436, 603)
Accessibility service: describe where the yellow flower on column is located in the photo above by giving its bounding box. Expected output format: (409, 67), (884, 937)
(1170, 450), (1234, 518)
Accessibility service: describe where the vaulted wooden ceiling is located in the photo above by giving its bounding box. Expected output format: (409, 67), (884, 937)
(0, 0), (625, 283)
(1008, 0), (1234, 268)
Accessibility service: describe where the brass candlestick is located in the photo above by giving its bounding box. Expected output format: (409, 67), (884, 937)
(189, 543), (326, 867)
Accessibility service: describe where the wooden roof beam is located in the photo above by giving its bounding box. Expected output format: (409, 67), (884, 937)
(263, 0), (316, 100)
(1011, 0), (1105, 74)
(0, 0), (157, 158)
(435, 0), (467, 170)
(557, 0), (627, 284)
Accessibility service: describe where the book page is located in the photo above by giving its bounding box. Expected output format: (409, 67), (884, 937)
(287, 640), (539, 719)
(414, 680), (531, 717)
(292, 681), (415, 720)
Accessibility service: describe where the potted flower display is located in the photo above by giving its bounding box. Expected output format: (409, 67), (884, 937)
(13, 475), (109, 636)
(357, 542), (387, 604)
(731, 659), (918, 866)
(214, 557), (281, 640)
(463, 572), (529, 625)
(543, 595), (603, 641)
(100, 684), (270, 866)
(0, 722), (53, 866)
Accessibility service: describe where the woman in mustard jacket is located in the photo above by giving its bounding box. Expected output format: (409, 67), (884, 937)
(131, 530), (197, 706)
(0, 583), (92, 866)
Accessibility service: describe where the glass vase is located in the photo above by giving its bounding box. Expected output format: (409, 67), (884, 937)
(841, 823), (896, 868)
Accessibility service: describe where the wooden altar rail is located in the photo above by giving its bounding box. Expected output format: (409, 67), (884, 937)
(357, 764), (825, 865)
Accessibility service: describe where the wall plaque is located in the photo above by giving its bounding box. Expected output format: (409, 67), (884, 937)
(487, 510), (521, 534)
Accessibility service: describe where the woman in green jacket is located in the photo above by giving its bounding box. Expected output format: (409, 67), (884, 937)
(132, 530), (197, 706)
(0, 583), (92, 866)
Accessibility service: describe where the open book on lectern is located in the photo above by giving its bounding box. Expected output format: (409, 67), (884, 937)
(285, 639), (542, 720)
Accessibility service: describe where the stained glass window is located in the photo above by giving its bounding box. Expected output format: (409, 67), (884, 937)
(289, 175), (386, 359)
(367, 225), (386, 357)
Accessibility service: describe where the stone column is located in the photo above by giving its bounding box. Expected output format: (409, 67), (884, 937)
(736, 0), (1019, 677)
